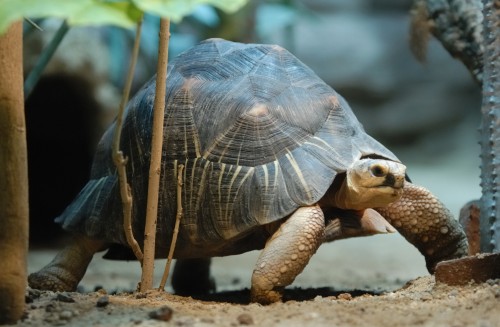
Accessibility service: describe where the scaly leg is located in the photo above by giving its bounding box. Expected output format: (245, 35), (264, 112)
(376, 182), (468, 273)
(29, 235), (106, 291)
(251, 205), (324, 304)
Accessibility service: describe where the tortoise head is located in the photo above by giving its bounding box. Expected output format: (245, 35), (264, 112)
(330, 158), (406, 210)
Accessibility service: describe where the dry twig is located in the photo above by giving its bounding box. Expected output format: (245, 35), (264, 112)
(141, 18), (171, 291)
(112, 18), (144, 264)
(159, 164), (185, 291)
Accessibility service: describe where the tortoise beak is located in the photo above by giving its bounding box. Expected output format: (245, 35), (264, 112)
(381, 173), (405, 189)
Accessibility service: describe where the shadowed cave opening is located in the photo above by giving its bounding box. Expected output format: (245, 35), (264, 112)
(25, 74), (101, 246)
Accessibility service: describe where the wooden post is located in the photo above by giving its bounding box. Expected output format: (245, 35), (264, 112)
(0, 21), (29, 324)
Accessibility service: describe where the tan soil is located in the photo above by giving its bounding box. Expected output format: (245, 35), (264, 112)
(17, 264), (500, 327)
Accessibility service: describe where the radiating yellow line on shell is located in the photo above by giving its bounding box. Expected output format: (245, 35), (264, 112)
(285, 149), (312, 202)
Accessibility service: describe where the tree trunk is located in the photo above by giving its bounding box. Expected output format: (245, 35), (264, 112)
(0, 21), (28, 324)
(479, 0), (500, 252)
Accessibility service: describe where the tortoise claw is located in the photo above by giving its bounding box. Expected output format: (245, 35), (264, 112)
(360, 209), (397, 234)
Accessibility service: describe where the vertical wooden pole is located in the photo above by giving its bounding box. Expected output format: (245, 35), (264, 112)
(0, 21), (28, 324)
(141, 18), (170, 291)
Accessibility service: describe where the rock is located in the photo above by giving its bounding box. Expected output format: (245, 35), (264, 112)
(26, 288), (41, 304)
(96, 296), (110, 308)
(435, 252), (500, 285)
(337, 293), (353, 301)
(459, 200), (480, 255)
(59, 310), (73, 320)
(56, 293), (75, 303)
(237, 313), (254, 325)
(148, 306), (174, 322)
(135, 292), (147, 299)
(45, 303), (57, 313)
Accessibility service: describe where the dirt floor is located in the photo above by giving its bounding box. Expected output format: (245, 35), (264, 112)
(17, 274), (500, 327)
(13, 121), (500, 327)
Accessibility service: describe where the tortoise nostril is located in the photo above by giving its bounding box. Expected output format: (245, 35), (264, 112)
(370, 165), (386, 177)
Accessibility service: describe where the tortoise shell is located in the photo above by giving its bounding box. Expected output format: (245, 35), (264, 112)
(57, 38), (398, 257)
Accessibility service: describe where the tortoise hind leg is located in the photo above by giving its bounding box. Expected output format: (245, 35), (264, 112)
(171, 258), (215, 295)
(376, 182), (468, 273)
(29, 235), (106, 291)
(251, 205), (325, 304)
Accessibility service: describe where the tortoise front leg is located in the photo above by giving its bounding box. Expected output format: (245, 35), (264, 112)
(29, 234), (106, 291)
(376, 182), (468, 273)
(251, 205), (324, 304)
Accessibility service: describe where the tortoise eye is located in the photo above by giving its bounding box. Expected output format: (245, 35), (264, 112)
(370, 165), (386, 177)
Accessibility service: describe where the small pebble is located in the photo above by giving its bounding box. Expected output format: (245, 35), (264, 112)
(149, 305), (173, 321)
(25, 294), (34, 304)
(30, 288), (41, 297)
(420, 292), (433, 301)
(45, 303), (57, 312)
(26, 288), (41, 303)
(237, 313), (254, 325)
(56, 293), (75, 303)
(59, 310), (73, 320)
(96, 295), (110, 308)
(136, 292), (147, 299)
(486, 279), (499, 286)
(337, 293), (352, 301)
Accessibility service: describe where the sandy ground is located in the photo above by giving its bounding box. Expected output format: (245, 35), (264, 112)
(13, 120), (500, 326)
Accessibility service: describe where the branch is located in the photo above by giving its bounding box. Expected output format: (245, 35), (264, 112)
(410, 0), (484, 85)
(159, 164), (184, 291)
(112, 18), (144, 264)
(140, 18), (171, 292)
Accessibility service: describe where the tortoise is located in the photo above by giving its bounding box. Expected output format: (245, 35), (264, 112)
(29, 38), (468, 304)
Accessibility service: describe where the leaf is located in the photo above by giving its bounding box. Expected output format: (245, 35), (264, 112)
(68, 2), (143, 28)
(0, 0), (86, 33)
(132, 0), (248, 22)
(0, 0), (247, 34)
(0, 0), (142, 34)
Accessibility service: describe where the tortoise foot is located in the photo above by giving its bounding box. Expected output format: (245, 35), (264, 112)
(250, 286), (283, 305)
(28, 269), (78, 292)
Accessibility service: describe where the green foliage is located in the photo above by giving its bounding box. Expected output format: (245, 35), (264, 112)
(0, 0), (248, 34)
(133, 0), (247, 22)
